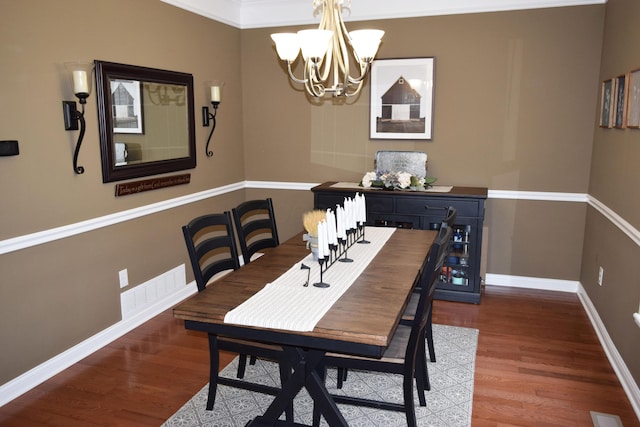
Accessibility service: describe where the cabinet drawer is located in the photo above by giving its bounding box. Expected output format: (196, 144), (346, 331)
(316, 193), (393, 213)
(366, 195), (393, 213)
(316, 194), (349, 210)
(396, 198), (479, 217)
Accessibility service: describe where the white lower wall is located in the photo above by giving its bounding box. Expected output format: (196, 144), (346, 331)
(0, 265), (197, 407)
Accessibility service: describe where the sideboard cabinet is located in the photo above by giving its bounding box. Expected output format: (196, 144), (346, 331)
(312, 182), (488, 304)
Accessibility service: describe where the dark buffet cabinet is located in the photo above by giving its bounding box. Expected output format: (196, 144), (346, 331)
(312, 182), (488, 304)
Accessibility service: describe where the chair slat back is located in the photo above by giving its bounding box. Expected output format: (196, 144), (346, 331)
(443, 206), (457, 228)
(182, 211), (240, 292)
(232, 198), (279, 265)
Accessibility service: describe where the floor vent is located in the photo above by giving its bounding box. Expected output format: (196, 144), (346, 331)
(590, 411), (624, 427)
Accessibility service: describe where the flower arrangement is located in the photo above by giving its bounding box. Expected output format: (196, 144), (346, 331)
(361, 170), (437, 190)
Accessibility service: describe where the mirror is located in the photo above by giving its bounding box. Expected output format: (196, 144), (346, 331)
(95, 60), (196, 182)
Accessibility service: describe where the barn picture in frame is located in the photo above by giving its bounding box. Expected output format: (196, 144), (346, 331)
(369, 57), (435, 140)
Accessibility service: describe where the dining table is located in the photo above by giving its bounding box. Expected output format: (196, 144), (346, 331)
(173, 226), (436, 426)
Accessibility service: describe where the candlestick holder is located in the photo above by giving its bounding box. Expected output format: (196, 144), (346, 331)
(357, 223), (370, 244)
(313, 258), (330, 288)
(338, 235), (353, 263)
(309, 226), (370, 288)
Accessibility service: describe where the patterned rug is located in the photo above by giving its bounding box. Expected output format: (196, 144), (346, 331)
(163, 324), (478, 427)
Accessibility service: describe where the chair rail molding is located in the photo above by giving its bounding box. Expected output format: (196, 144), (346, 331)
(2, 183), (637, 255)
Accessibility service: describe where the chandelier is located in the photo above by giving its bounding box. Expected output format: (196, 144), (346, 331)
(270, 0), (384, 98)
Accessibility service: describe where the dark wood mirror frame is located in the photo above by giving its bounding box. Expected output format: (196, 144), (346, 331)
(95, 60), (196, 183)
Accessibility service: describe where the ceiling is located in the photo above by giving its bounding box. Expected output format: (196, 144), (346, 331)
(160, 0), (605, 29)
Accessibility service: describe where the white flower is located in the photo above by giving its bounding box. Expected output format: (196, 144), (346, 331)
(397, 172), (412, 189)
(362, 171), (377, 188)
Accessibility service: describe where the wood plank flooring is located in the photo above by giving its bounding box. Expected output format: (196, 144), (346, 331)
(1, 285), (638, 426)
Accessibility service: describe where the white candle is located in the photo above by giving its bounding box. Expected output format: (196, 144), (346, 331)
(326, 208), (337, 245)
(336, 206), (345, 240)
(330, 210), (337, 244)
(211, 85), (221, 103)
(343, 198), (350, 230)
(317, 220), (325, 260)
(347, 198), (356, 230)
(357, 193), (367, 224)
(72, 70), (89, 94)
(361, 194), (367, 223)
(322, 220), (330, 256)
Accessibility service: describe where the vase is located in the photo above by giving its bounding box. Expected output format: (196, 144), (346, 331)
(304, 234), (319, 260)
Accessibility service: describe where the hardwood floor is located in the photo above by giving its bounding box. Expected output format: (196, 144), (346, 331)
(1, 285), (638, 426)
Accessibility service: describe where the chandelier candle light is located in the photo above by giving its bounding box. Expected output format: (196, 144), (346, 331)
(270, 0), (384, 98)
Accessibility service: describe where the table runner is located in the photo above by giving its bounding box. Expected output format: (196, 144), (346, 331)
(224, 226), (396, 332)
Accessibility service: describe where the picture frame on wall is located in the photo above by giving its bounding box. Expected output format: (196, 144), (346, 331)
(110, 79), (144, 134)
(626, 68), (640, 128)
(369, 57), (435, 140)
(599, 78), (614, 128)
(613, 74), (628, 129)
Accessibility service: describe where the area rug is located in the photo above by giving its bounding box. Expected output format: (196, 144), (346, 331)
(163, 324), (478, 427)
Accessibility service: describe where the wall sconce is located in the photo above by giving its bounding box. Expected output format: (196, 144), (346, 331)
(62, 61), (93, 174)
(202, 81), (223, 157)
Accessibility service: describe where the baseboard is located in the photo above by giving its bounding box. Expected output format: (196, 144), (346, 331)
(0, 279), (198, 407)
(485, 273), (579, 292)
(577, 284), (640, 421)
(487, 274), (640, 421)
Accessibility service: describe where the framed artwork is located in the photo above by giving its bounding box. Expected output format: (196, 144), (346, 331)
(369, 57), (435, 140)
(599, 79), (614, 128)
(626, 68), (640, 128)
(613, 74), (628, 129)
(110, 79), (144, 134)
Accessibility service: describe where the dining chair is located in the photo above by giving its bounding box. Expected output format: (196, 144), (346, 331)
(404, 205), (456, 363)
(182, 212), (290, 415)
(443, 205), (457, 228)
(336, 209), (456, 388)
(314, 225), (452, 427)
(232, 198), (280, 265)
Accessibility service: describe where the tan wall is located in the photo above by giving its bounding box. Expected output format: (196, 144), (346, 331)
(241, 6), (604, 278)
(0, 0), (246, 383)
(5, 0), (637, 393)
(582, 0), (640, 384)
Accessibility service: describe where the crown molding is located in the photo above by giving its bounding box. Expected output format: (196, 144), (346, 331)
(160, 0), (606, 29)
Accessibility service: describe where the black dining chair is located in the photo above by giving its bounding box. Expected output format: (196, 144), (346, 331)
(315, 225), (452, 427)
(231, 198), (280, 369)
(336, 207), (456, 389)
(405, 205), (456, 362)
(443, 205), (457, 228)
(232, 198), (280, 265)
(182, 212), (290, 415)
(182, 212), (241, 293)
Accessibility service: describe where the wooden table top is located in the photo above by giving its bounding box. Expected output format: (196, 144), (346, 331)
(173, 228), (436, 350)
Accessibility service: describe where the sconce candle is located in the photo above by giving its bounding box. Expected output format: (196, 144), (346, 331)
(211, 85), (221, 103)
(72, 70), (89, 95)
(203, 81), (224, 157)
(62, 61), (94, 174)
